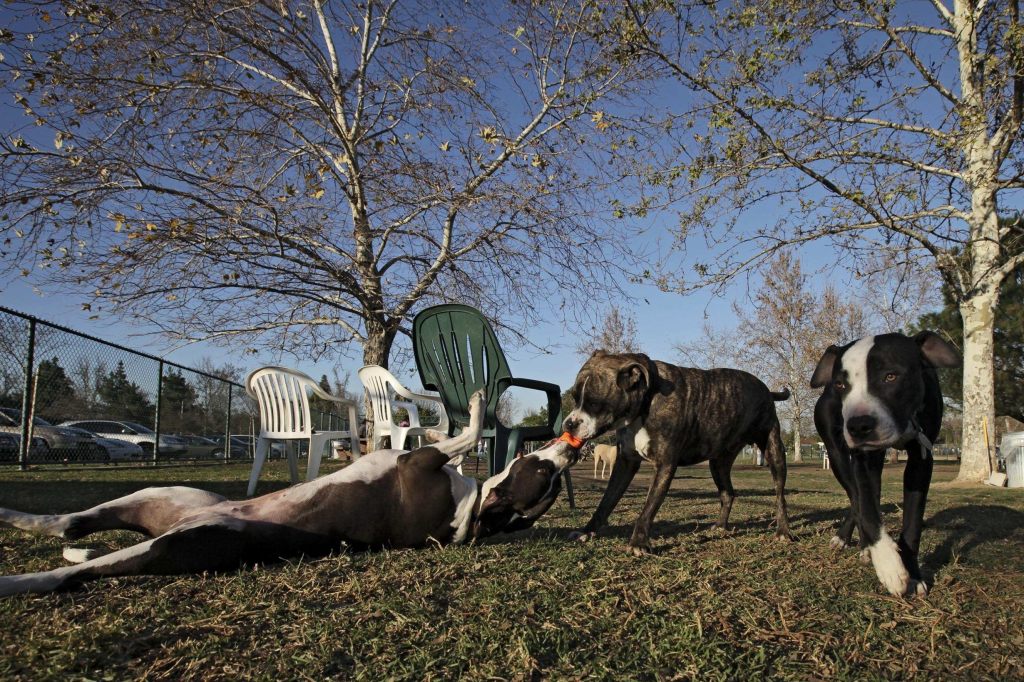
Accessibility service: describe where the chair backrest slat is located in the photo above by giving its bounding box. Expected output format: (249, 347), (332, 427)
(245, 367), (319, 439)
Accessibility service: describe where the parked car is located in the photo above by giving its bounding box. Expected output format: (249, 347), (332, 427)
(60, 419), (188, 457)
(0, 432), (49, 463)
(208, 435), (255, 459)
(62, 426), (144, 462)
(174, 435), (222, 459)
(0, 408), (105, 460)
(207, 435), (290, 459)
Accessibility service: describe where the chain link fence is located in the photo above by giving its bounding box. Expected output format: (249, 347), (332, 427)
(0, 305), (349, 467)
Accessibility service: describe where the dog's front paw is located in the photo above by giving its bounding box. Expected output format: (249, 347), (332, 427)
(859, 548), (872, 565)
(909, 579), (929, 598)
(626, 539), (652, 556)
(829, 535), (850, 550)
(869, 534), (910, 597)
(567, 530), (596, 543)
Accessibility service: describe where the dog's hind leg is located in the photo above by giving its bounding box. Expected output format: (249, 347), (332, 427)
(0, 487), (227, 541)
(0, 516), (263, 597)
(709, 456), (737, 531)
(759, 422), (794, 540)
(823, 446), (861, 549)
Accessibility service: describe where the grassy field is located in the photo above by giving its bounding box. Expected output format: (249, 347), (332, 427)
(0, 458), (1022, 681)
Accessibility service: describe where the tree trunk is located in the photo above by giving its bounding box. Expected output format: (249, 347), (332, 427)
(792, 418), (802, 464)
(957, 292), (998, 481)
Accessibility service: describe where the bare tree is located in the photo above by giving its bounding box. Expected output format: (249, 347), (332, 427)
(613, 0), (1024, 481)
(676, 254), (868, 463)
(1, 0), (640, 369)
(575, 304), (641, 356)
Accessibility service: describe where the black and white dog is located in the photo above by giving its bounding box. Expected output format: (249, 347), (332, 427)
(0, 391), (576, 596)
(562, 351), (794, 554)
(811, 331), (960, 597)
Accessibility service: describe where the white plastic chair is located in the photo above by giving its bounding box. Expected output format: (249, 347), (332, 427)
(245, 366), (361, 497)
(358, 365), (450, 452)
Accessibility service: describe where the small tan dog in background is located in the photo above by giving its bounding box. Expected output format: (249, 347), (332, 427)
(592, 443), (617, 480)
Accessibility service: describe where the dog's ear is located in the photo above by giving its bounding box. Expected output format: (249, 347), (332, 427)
(616, 357), (651, 394)
(810, 345), (841, 388)
(502, 477), (562, 533)
(914, 331), (961, 369)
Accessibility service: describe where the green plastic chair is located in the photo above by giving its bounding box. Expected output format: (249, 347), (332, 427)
(412, 304), (574, 507)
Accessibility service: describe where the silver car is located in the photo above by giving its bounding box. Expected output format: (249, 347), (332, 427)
(60, 419), (188, 457)
(0, 408), (104, 460)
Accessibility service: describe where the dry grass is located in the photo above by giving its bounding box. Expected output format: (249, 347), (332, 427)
(1, 459), (1022, 681)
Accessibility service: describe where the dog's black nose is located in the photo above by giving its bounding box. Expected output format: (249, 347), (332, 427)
(847, 415), (877, 439)
(562, 417), (580, 433)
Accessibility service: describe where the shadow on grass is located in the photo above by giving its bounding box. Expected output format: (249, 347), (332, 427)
(923, 504), (1024, 574)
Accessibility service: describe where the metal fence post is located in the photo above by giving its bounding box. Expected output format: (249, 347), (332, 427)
(224, 384), (232, 465)
(153, 359), (163, 463)
(18, 318), (36, 470)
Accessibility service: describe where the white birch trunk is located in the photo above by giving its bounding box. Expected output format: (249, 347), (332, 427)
(957, 291), (999, 481)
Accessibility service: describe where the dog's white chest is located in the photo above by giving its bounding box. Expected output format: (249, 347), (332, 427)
(632, 427), (652, 461)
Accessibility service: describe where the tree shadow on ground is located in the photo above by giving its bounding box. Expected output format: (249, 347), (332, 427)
(922, 504), (1024, 575)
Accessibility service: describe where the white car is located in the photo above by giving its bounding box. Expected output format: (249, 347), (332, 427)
(63, 427), (144, 461)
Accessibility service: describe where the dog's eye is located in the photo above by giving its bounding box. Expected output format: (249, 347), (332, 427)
(834, 380), (847, 391)
(884, 372), (898, 382)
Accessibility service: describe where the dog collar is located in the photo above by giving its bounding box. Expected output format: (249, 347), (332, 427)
(557, 432), (585, 449)
(906, 416), (933, 457)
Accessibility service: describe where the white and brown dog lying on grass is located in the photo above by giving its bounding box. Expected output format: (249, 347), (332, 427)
(0, 391), (578, 596)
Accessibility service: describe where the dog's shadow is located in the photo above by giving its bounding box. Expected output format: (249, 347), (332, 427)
(921, 504), (1024, 574)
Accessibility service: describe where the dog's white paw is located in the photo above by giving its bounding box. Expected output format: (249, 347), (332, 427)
(910, 579), (929, 598)
(829, 535), (849, 550)
(568, 530), (595, 543)
(62, 547), (103, 564)
(859, 548), (872, 565)
(423, 430), (447, 444)
(869, 533), (910, 597)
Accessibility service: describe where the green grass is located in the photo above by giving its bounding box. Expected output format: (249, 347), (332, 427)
(1, 460), (1022, 681)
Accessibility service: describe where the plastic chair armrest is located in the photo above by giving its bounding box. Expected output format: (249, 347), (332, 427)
(507, 377), (562, 432)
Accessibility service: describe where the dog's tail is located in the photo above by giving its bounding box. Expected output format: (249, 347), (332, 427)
(771, 388), (791, 401)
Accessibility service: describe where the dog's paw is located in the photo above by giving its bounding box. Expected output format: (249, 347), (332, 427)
(467, 389), (486, 413)
(567, 530), (596, 543)
(829, 535), (850, 550)
(626, 544), (651, 557)
(62, 546), (103, 564)
(869, 534), (910, 597)
(775, 528), (796, 542)
(909, 579), (929, 598)
(859, 548), (872, 565)
(423, 429), (447, 444)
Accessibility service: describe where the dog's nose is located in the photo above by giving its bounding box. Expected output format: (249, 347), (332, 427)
(562, 416), (580, 434)
(847, 415), (877, 439)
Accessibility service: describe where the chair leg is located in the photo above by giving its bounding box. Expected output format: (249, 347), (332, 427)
(563, 469), (576, 509)
(307, 434), (329, 482)
(491, 428), (511, 476)
(286, 442), (299, 485)
(247, 438), (271, 497)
